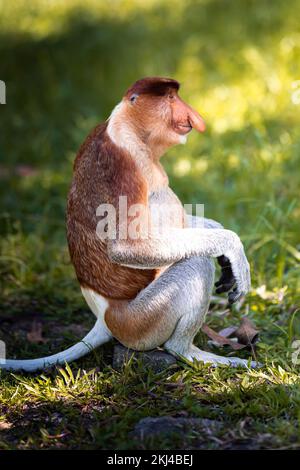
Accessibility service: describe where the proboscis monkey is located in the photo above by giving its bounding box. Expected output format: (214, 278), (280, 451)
(1, 77), (255, 371)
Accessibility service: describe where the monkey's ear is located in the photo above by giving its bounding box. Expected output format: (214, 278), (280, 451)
(129, 93), (139, 104)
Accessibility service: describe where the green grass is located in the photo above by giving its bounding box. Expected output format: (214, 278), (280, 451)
(0, 0), (300, 449)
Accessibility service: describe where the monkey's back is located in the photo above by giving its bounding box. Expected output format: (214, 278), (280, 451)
(66, 123), (157, 300)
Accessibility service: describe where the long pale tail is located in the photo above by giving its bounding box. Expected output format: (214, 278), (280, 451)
(0, 318), (111, 372)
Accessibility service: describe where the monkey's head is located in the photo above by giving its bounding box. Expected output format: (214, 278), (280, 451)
(108, 77), (205, 157)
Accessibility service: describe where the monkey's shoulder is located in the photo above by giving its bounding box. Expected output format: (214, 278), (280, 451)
(72, 122), (147, 207)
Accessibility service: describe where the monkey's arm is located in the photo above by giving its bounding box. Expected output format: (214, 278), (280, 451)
(108, 227), (250, 303)
(185, 214), (223, 230)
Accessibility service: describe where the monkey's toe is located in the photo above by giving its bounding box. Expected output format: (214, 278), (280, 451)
(180, 346), (259, 369)
(227, 358), (259, 368)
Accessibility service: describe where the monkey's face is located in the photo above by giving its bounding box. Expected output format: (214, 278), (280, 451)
(123, 77), (206, 155)
(126, 91), (205, 150)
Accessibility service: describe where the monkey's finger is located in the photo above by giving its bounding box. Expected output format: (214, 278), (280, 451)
(215, 281), (236, 294)
(216, 278), (236, 293)
(228, 287), (241, 305)
(215, 272), (229, 286)
(215, 271), (235, 288)
(215, 276), (234, 288)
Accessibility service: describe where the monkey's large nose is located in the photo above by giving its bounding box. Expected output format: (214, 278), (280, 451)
(174, 97), (206, 134)
(188, 108), (206, 133)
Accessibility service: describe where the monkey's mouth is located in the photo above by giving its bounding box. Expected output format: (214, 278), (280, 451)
(174, 123), (193, 135)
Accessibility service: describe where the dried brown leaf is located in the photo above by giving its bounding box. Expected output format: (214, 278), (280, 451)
(202, 317), (259, 351)
(234, 317), (259, 345)
(201, 324), (245, 350)
(27, 321), (48, 344)
(15, 165), (38, 177)
(0, 421), (12, 430)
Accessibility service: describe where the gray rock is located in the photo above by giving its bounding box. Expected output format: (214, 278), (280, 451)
(131, 416), (223, 440)
(113, 344), (177, 373)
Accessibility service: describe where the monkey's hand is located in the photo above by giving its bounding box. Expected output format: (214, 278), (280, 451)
(216, 243), (250, 305)
(216, 255), (237, 303)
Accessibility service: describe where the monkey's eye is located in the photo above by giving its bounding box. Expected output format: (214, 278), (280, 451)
(129, 93), (138, 103)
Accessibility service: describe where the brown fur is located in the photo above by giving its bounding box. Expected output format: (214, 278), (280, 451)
(67, 123), (158, 300)
(125, 77), (179, 98)
(104, 297), (173, 349)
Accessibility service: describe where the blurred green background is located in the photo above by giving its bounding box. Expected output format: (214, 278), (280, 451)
(0, 0), (300, 327)
(1, 0), (300, 451)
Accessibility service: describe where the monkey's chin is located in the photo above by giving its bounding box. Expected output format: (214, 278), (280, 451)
(179, 134), (188, 145)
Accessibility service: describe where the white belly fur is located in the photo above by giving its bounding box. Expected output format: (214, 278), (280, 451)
(81, 287), (112, 338)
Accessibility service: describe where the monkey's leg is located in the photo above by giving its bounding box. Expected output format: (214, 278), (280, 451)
(105, 256), (256, 368)
(162, 257), (256, 367)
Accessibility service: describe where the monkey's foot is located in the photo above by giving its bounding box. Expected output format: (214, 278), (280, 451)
(167, 345), (258, 368)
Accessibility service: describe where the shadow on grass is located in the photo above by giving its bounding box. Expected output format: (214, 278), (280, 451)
(0, 370), (298, 449)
